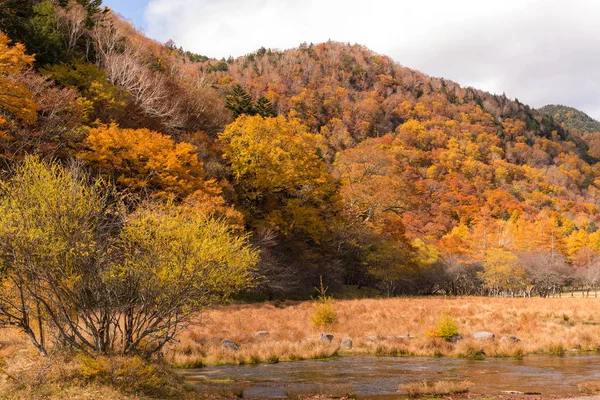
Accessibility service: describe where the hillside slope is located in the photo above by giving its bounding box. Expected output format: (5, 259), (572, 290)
(538, 104), (600, 135)
(1, 2), (600, 296)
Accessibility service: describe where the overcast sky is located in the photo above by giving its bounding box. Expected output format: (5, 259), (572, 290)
(103, 0), (600, 119)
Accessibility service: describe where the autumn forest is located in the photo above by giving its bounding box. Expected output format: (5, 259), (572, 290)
(2, 0), (600, 307)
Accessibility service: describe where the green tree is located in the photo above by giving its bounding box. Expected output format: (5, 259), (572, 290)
(225, 84), (255, 118)
(43, 60), (127, 122)
(27, 0), (67, 66)
(255, 96), (277, 117)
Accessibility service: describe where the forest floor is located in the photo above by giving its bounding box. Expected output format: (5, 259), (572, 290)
(168, 296), (600, 366)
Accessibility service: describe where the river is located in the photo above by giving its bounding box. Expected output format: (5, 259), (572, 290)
(177, 355), (600, 398)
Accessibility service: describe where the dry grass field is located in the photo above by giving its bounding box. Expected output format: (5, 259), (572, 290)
(3, 296), (600, 399)
(168, 296), (600, 366)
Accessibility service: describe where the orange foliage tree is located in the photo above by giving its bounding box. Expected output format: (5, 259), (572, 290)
(0, 33), (38, 125)
(79, 124), (217, 200)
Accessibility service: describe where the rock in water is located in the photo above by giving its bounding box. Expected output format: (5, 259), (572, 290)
(320, 333), (334, 343)
(340, 338), (353, 349)
(472, 331), (495, 340)
(221, 339), (239, 351)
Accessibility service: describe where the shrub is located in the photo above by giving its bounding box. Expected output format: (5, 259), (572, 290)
(78, 355), (174, 397)
(310, 278), (338, 327)
(425, 313), (459, 341)
(0, 157), (258, 357)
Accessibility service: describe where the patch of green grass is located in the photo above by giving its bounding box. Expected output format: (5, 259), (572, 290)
(209, 378), (232, 384)
(547, 343), (566, 356)
(172, 359), (204, 369)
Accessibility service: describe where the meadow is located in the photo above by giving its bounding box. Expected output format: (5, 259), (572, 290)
(169, 296), (600, 366)
(3, 296), (600, 399)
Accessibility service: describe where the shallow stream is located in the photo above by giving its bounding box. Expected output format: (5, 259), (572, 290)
(178, 355), (600, 399)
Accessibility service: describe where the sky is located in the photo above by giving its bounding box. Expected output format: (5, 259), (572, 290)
(102, 0), (600, 119)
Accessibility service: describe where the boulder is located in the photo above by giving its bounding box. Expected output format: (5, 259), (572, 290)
(472, 331), (495, 340)
(447, 334), (463, 343)
(340, 338), (353, 349)
(255, 330), (269, 337)
(384, 334), (415, 340)
(221, 339), (239, 351)
(366, 335), (379, 343)
(320, 333), (334, 343)
(500, 335), (521, 343)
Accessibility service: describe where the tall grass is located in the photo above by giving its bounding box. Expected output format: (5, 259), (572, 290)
(167, 296), (600, 366)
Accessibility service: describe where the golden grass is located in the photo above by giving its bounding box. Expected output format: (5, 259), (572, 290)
(166, 296), (600, 366)
(400, 380), (474, 397)
(3, 296), (600, 398)
(578, 381), (600, 394)
(0, 332), (201, 400)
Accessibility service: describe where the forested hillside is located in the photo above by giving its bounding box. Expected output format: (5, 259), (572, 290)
(539, 104), (600, 135)
(2, 0), (600, 300)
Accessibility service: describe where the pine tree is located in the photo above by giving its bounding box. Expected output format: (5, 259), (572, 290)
(225, 84), (255, 118)
(255, 96), (276, 118)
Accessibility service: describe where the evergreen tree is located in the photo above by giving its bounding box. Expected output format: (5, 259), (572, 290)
(255, 96), (277, 118)
(27, 1), (66, 66)
(225, 84), (255, 118)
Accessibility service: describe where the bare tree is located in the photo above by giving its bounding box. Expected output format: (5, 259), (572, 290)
(58, 1), (87, 53)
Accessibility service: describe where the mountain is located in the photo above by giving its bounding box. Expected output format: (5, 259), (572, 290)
(1, 1), (600, 297)
(538, 104), (600, 134)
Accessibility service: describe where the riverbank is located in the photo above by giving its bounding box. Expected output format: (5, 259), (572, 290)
(167, 296), (600, 366)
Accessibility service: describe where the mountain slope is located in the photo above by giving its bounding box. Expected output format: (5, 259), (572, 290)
(2, 2), (600, 296)
(539, 104), (600, 134)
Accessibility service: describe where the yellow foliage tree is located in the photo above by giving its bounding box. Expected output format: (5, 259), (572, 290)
(79, 124), (217, 200)
(0, 33), (38, 124)
(219, 115), (337, 241)
(482, 248), (526, 295)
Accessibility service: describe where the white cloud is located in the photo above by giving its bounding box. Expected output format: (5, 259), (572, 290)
(144, 0), (600, 119)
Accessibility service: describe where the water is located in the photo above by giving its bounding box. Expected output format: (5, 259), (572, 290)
(178, 355), (600, 399)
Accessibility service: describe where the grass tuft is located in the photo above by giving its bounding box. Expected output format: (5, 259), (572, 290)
(400, 380), (474, 397)
(579, 380), (600, 393)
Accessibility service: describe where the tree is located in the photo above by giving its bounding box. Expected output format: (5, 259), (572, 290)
(0, 33), (38, 123)
(26, 0), (67, 66)
(482, 248), (526, 296)
(219, 115), (337, 241)
(0, 157), (120, 356)
(225, 84), (255, 118)
(0, 157), (258, 356)
(79, 124), (217, 200)
(255, 96), (277, 117)
(43, 59), (127, 123)
(115, 201), (258, 355)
